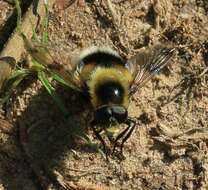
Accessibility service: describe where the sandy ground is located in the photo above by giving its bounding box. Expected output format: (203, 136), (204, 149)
(0, 0), (13, 50)
(0, 0), (208, 189)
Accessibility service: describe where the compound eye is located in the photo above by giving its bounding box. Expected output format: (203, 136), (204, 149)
(94, 106), (112, 125)
(111, 106), (127, 123)
(106, 107), (113, 115)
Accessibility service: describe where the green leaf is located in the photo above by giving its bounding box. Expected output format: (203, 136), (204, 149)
(38, 71), (69, 118)
(41, 1), (49, 45)
(51, 73), (72, 88)
(14, 0), (22, 34)
(0, 69), (29, 104)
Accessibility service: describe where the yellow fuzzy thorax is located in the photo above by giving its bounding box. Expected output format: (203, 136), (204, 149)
(87, 67), (133, 108)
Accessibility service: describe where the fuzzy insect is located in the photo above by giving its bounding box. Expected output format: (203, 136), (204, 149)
(23, 36), (175, 155)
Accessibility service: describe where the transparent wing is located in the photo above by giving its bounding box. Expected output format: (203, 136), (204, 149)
(127, 45), (176, 95)
(23, 35), (83, 91)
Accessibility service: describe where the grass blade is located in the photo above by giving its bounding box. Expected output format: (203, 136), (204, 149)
(0, 69), (29, 104)
(14, 0), (22, 34)
(37, 71), (69, 118)
(41, 1), (49, 45)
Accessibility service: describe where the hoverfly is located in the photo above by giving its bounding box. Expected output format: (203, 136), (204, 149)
(23, 36), (175, 155)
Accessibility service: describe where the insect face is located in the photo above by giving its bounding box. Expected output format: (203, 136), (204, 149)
(93, 105), (128, 126)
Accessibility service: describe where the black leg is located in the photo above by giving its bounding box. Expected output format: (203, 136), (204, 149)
(112, 118), (136, 154)
(90, 121), (107, 154)
(112, 125), (131, 154)
(120, 119), (136, 154)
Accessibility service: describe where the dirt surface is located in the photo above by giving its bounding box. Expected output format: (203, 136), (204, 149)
(0, 0), (13, 50)
(0, 1), (12, 28)
(0, 0), (208, 189)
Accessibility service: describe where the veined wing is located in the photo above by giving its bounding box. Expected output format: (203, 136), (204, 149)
(23, 35), (83, 91)
(127, 45), (176, 95)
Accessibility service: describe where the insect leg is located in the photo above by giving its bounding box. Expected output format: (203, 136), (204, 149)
(112, 124), (131, 154)
(119, 118), (136, 154)
(90, 121), (107, 154)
